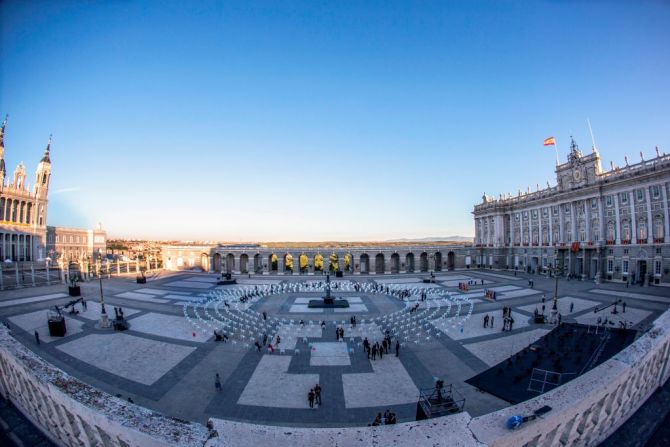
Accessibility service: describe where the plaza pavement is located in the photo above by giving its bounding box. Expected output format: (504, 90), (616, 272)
(0, 268), (668, 427)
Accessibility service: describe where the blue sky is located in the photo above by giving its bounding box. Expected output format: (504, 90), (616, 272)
(1, 1), (668, 241)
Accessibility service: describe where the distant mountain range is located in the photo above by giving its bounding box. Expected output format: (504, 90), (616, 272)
(385, 236), (473, 242)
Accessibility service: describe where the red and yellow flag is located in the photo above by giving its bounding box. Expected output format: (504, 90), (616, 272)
(543, 137), (556, 146)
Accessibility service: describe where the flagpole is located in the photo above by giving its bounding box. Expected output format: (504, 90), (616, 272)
(554, 138), (560, 165)
(587, 118), (597, 151)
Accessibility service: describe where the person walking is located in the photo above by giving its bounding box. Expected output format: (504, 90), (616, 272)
(371, 344), (378, 360)
(483, 314), (489, 328)
(314, 383), (322, 406)
(490, 315), (494, 328)
(395, 340), (400, 357)
(34, 330), (40, 345)
(308, 388), (315, 409)
(623, 301), (627, 313)
(378, 343), (384, 360)
(215, 373), (222, 392)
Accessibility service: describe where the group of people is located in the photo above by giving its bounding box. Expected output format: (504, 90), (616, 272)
(335, 326), (346, 341)
(371, 410), (397, 425)
(484, 289), (497, 300)
(363, 332), (400, 360)
(307, 383), (322, 408)
(501, 306), (514, 331)
(457, 282), (471, 292)
(482, 313), (495, 328)
(254, 333), (281, 353)
(349, 315), (357, 327)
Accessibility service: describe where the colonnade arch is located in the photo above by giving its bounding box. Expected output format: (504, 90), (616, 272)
(434, 252), (443, 272)
(405, 253), (415, 272)
(328, 253), (338, 272)
(240, 254), (249, 273)
(390, 253), (400, 273)
(226, 254), (235, 274)
(284, 254), (294, 272)
(375, 253), (385, 274)
(360, 254), (370, 274)
(419, 252), (428, 272)
(210, 246), (469, 275)
(314, 254), (324, 272)
(299, 254), (309, 273)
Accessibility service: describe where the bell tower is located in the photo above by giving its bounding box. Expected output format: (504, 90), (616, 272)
(34, 135), (52, 199)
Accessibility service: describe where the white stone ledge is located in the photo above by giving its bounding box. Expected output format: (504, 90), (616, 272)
(0, 325), (209, 447)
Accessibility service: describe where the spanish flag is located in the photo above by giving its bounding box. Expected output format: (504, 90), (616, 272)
(544, 137), (556, 146)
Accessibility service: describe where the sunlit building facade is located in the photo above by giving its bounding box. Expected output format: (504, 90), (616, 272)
(473, 139), (670, 285)
(0, 116), (51, 262)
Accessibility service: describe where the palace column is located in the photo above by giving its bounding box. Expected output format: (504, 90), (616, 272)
(662, 183), (670, 243)
(613, 194), (621, 245)
(629, 191), (637, 243)
(646, 187), (653, 244)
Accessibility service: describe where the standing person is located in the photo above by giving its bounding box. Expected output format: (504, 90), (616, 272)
(371, 343), (378, 360)
(395, 340), (400, 357)
(34, 330), (40, 345)
(82, 298), (87, 311)
(623, 301), (627, 313)
(215, 373), (222, 392)
(314, 383), (322, 406)
(263, 333), (268, 346)
(364, 337), (370, 357)
(569, 302), (574, 313)
(382, 338), (387, 355)
(276, 335), (281, 347)
(490, 315), (494, 328)
(483, 314), (489, 328)
(308, 389), (315, 409)
(335, 326), (340, 341)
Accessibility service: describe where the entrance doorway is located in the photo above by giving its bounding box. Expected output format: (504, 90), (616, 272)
(637, 260), (647, 285)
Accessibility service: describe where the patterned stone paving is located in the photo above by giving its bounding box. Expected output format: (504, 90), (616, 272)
(1, 270), (667, 427)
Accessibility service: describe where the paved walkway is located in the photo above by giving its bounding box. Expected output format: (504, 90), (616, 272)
(0, 269), (667, 427)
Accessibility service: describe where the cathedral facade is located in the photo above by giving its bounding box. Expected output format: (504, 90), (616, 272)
(473, 139), (670, 285)
(0, 116), (51, 262)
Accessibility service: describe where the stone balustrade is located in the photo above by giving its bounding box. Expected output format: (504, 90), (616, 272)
(1, 309), (668, 447)
(0, 325), (209, 447)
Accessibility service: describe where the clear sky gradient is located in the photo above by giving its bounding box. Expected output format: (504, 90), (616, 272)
(1, 1), (668, 241)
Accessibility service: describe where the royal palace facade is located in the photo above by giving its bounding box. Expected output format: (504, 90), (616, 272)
(473, 139), (670, 285)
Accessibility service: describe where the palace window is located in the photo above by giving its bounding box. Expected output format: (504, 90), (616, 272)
(532, 210), (538, 219)
(543, 208), (548, 218)
(652, 185), (661, 199)
(591, 198), (598, 209)
(622, 260), (629, 274)
(655, 259), (662, 276)
(620, 192), (629, 205)
(636, 189), (644, 202)
(622, 221), (631, 241)
(553, 206), (559, 216)
(553, 229), (560, 243)
(655, 216), (664, 239)
(638, 220), (647, 240)
(564, 204), (571, 214)
(607, 259), (614, 273)
(607, 222), (616, 241)
(606, 195), (613, 207)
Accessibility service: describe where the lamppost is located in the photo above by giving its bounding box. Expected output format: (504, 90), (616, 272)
(549, 250), (563, 324)
(98, 263), (110, 328)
